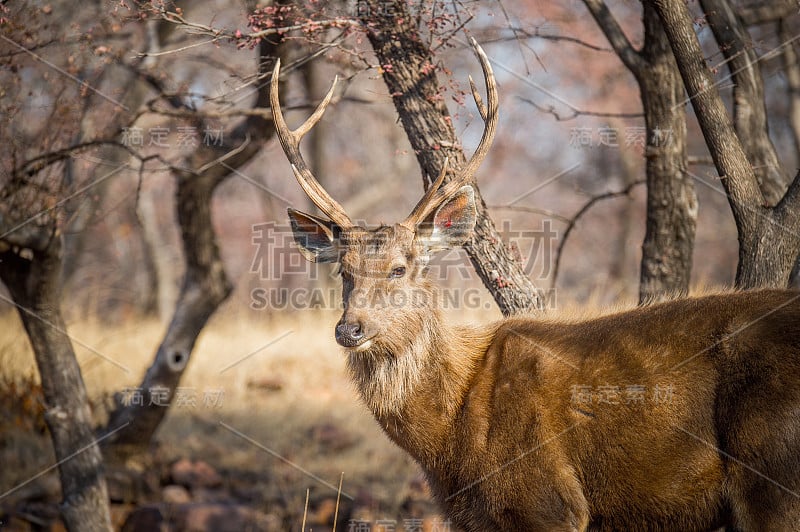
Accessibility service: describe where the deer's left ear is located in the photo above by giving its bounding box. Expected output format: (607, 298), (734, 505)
(416, 186), (477, 253)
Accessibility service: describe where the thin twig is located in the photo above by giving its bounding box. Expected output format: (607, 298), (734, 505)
(14, 140), (171, 178)
(518, 96), (643, 122)
(301, 488), (309, 531)
(480, 27), (614, 53)
(333, 472), (344, 531)
(489, 204), (571, 223)
(141, 5), (358, 50)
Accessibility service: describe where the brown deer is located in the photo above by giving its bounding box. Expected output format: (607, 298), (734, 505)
(269, 40), (800, 531)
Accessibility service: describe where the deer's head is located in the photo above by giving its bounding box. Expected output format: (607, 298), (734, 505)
(270, 39), (497, 358)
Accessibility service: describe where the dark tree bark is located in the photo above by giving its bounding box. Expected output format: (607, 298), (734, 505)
(737, 5), (800, 287)
(0, 235), (112, 531)
(583, 0), (696, 303)
(700, 0), (787, 203)
(651, 0), (800, 288)
(358, 0), (544, 315)
(637, 4), (696, 302)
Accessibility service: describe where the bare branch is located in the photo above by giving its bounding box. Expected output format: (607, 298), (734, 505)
(551, 179), (645, 289)
(581, 0), (646, 74)
(138, 5), (359, 55)
(700, 0), (787, 204)
(143, 101), (272, 121)
(13, 140), (159, 178)
(477, 27), (614, 54)
(688, 155), (715, 166)
(517, 95), (643, 121)
(493, 0), (544, 74)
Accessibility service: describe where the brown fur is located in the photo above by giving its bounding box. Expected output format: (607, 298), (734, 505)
(288, 217), (800, 531)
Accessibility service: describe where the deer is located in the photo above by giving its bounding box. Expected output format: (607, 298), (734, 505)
(269, 40), (800, 531)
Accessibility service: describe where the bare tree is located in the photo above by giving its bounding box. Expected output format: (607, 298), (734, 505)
(0, 236), (113, 531)
(0, 3), (288, 513)
(0, 2), (142, 527)
(651, 0), (800, 288)
(103, 1), (289, 448)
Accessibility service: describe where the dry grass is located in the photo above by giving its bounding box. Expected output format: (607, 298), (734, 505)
(0, 305), (456, 528)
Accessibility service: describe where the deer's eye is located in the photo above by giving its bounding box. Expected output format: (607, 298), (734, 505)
(390, 266), (406, 279)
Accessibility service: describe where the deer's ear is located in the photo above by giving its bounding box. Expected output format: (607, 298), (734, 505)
(288, 208), (340, 263)
(416, 186), (477, 253)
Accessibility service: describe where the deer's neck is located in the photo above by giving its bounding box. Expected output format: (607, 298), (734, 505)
(346, 313), (495, 465)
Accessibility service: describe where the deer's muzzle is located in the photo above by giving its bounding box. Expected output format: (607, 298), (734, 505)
(335, 319), (369, 349)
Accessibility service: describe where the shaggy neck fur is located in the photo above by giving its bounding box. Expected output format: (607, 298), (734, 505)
(346, 308), (496, 461)
(346, 311), (441, 418)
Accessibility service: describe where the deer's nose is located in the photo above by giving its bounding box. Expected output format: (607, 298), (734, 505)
(336, 320), (365, 347)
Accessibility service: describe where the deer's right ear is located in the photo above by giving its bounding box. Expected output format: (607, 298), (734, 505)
(287, 208), (340, 263)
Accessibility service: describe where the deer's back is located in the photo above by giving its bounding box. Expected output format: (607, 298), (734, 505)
(438, 289), (800, 531)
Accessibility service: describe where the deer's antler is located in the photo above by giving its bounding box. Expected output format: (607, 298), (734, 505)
(400, 37), (498, 230)
(270, 60), (353, 229)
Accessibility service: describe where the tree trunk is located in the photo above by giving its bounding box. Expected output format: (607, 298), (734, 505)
(636, 3), (696, 303)
(700, 0), (787, 203)
(359, 0), (543, 315)
(608, 145), (638, 290)
(582, 0), (696, 303)
(651, 0), (800, 288)
(104, 29), (284, 448)
(136, 186), (175, 319)
(0, 238), (112, 532)
(104, 170), (233, 447)
(736, 207), (800, 288)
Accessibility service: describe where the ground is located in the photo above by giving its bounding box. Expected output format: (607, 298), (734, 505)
(0, 306), (462, 531)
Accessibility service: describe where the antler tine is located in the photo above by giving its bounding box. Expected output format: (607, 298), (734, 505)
(469, 75), (488, 122)
(401, 37), (498, 229)
(270, 59), (353, 228)
(400, 158), (449, 231)
(460, 37), (498, 181)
